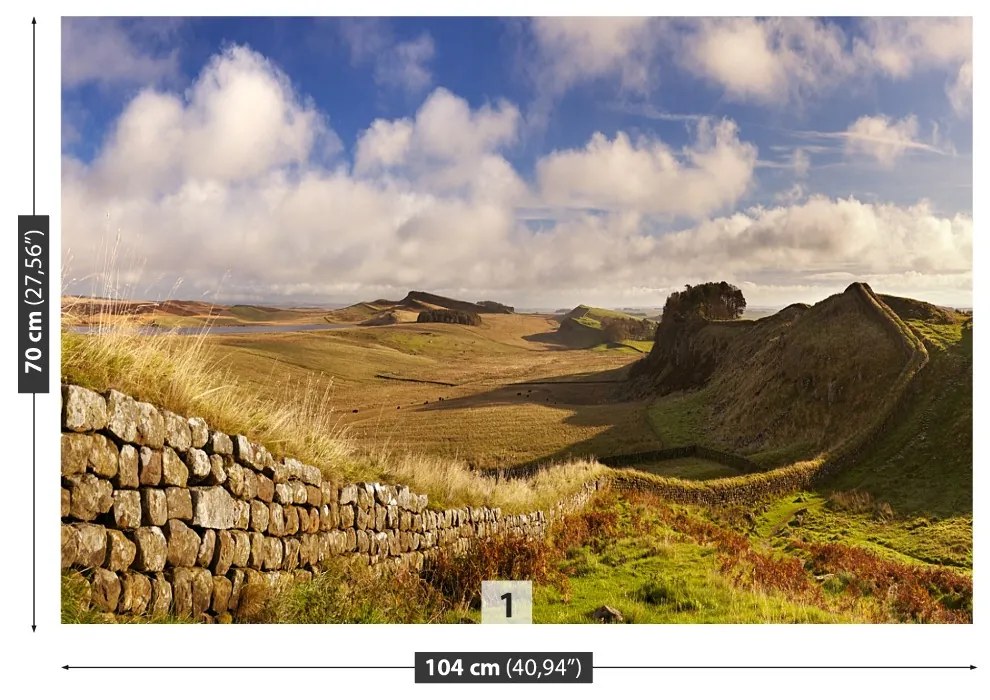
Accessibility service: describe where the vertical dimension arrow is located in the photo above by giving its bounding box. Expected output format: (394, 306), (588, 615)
(19, 16), (49, 633)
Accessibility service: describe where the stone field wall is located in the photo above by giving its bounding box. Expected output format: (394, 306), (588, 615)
(60, 384), (606, 621)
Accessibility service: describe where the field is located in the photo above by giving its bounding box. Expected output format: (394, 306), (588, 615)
(204, 313), (662, 469)
(61, 288), (972, 624)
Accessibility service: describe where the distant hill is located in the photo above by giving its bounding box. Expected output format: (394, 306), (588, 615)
(631, 283), (931, 461)
(327, 290), (513, 323)
(549, 305), (657, 349)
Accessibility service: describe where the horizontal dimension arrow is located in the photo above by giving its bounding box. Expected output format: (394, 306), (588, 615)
(64, 665), (414, 671)
(595, 665), (975, 670)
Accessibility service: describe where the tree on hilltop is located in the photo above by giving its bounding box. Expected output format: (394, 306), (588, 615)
(661, 282), (746, 322)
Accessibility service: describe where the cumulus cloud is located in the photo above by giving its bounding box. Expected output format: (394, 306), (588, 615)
(947, 61), (973, 117)
(63, 44), (972, 309)
(354, 88), (524, 202)
(338, 19), (435, 93)
(677, 18), (852, 104)
(535, 118), (756, 217)
(62, 18), (180, 88)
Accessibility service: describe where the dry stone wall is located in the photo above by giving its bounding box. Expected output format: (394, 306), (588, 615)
(60, 384), (606, 621)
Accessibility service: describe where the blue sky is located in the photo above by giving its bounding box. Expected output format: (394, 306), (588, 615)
(61, 17), (973, 307)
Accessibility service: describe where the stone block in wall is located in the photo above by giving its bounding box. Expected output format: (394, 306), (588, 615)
(212, 531), (236, 575)
(191, 568), (212, 617)
(256, 474), (274, 503)
(207, 430), (233, 456)
(211, 575), (232, 614)
(61, 488), (70, 519)
(105, 529), (137, 571)
(375, 505), (387, 530)
(135, 401), (165, 449)
(274, 483), (292, 505)
(116, 444), (139, 489)
(162, 447), (188, 487)
(339, 504), (355, 529)
(412, 514), (423, 533)
(291, 482), (307, 505)
(191, 486), (236, 529)
(232, 500), (250, 530)
(187, 417), (209, 449)
(399, 511), (411, 531)
(339, 484), (358, 505)
(111, 489), (142, 529)
(131, 526), (167, 572)
(164, 519), (201, 567)
(249, 500), (269, 533)
(344, 528), (357, 552)
(162, 410), (192, 451)
(305, 484), (322, 507)
(283, 538), (300, 570)
(139, 447), (163, 486)
(387, 531), (400, 556)
(228, 568), (246, 612)
(263, 537), (283, 570)
(305, 507), (320, 534)
(165, 487), (193, 522)
(356, 506), (371, 531)
(207, 454), (228, 486)
(374, 483), (397, 506)
(72, 523), (107, 569)
(356, 529), (370, 554)
(356, 483), (374, 509)
(62, 385), (108, 432)
(299, 533), (318, 566)
(61, 524), (78, 569)
(197, 530), (217, 568)
(65, 473), (113, 521)
(105, 390), (139, 443)
(249, 533), (266, 569)
(118, 572), (152, 616)
(170, 567), (193, 618)
(386, 505), (398, 529)
(186, 448), (211, 481)
(241, 470), (258, 501)
(61, 433), (90, 477)
(285, 506), (300, 535)
(140, 488), (168, 526)
(89, 568), (120, 613)
(268, 503), (286, 537)
(225, 461), (245, 498)
(231, 531), (251, 568)
(149, 573), (172, 616)
(300, 464), (322, 486)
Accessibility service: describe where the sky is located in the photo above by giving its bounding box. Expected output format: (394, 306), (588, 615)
(61, 17), (973, 309)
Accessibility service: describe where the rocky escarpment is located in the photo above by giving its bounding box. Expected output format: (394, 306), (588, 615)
(60, 385), (605, 621)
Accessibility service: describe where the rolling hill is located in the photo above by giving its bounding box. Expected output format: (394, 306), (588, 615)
(327, 291), (513, 324)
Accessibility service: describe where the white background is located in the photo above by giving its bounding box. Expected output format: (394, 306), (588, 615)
(0, 2), (984, 697)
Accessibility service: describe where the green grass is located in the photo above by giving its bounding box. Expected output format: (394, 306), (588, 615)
(622, 457), (740, 480)
(645, 388), (712, 447)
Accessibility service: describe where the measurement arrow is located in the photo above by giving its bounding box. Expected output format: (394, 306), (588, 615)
(32, 17), (36, 214)
(594, 665), (976, 670)
(64, 665), (415, 670)
(30, 16), (37, 634)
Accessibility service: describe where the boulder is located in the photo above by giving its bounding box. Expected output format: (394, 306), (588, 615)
(591, 605), (624, 624)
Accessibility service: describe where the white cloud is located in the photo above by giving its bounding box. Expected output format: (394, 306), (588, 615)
(854, 17), (971, 79)
(338, 19), (435, 94)
(843, 115), (942, 166)
(677, 18), (852, 104)
(529, 17), (657, 95)
(62, 18), (179, 88)
(354, 88), (523, 202)
(536, 118), (756, 218)
(63, 45), (972, 309)
(78, 46), (333, 198)
(947, 61), (973, 117)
